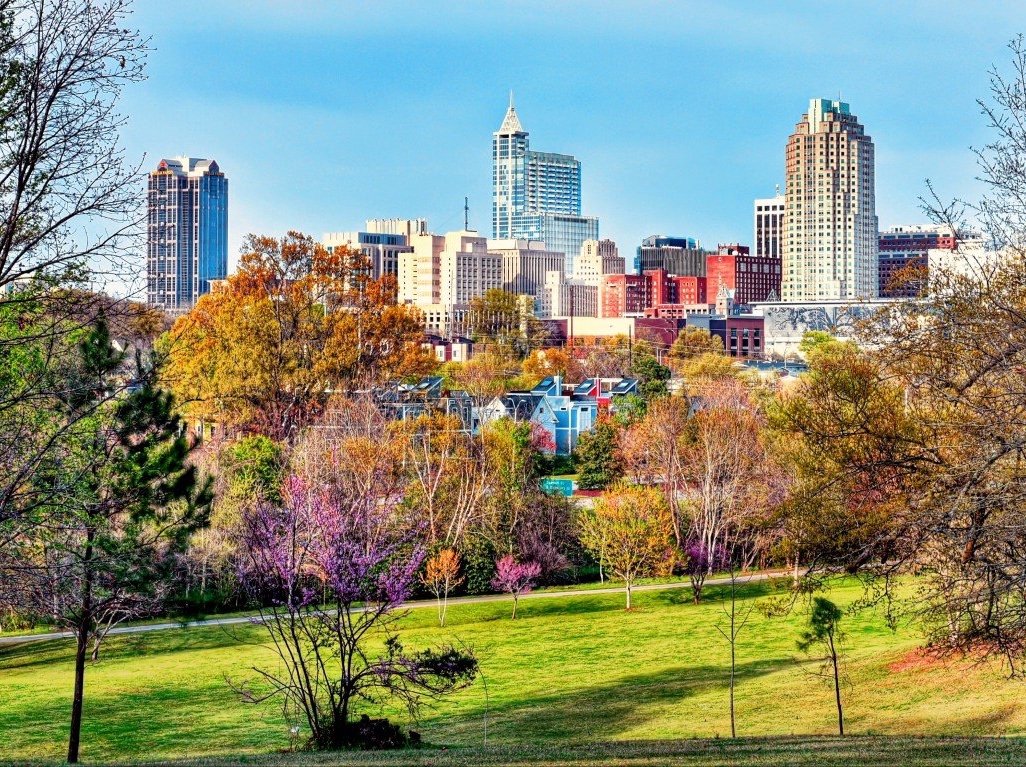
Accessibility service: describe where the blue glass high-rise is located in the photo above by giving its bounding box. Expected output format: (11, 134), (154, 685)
(492, 95), (598, 275)
(146, 157), (228, 312)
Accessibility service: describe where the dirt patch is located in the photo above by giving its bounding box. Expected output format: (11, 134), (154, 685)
(887, 646), (957, 673)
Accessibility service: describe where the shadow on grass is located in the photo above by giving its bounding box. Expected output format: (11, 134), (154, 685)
(454, 659), (790, 743)
(56, 736), (1026, 767)
(0, 622), (263, 671)
(653, 578), (783, 608)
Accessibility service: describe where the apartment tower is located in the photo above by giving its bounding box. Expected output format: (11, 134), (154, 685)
(146, 157), (228, 312)
(783, 99), (878, 301)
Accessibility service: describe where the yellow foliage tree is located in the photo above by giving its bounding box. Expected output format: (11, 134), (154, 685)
(577, 483), (675, 609)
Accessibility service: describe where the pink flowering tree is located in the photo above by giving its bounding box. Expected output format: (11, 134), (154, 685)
(491, 555), (542, 619)
(234, 474), (477, 750)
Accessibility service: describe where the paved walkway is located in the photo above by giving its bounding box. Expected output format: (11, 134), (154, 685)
(0, 571), (781, 646)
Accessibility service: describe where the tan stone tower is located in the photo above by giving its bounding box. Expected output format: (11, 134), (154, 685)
(782, 99), (878, 301)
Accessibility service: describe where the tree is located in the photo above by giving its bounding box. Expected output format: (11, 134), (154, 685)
(422, 548), (464, 627)
(682, 538), (725, 605)
(581, 335), (633, 379)
(715, 556), (758, 738)
(0, 0), (144, 290)
(577, 484), (674, 609)
(574, 417), (621, 490)
(180, 434), (285, 607)
(468, 288), (547, 357)
(491, 554), (541, 619)
(770, 342), (915, 583)
(0, 319), (211, 763)
(632, 354), (671, 401)
(161, 232), (435, 441)
(676, 352), (739, 386)
(796, 597), (847, 736)
(236, 473), (477, 750)
(668, 326), (724, 369)
(0, 0), (147, 553)
(679, 379), (781, 603)
(621, 396), (691, 547)
(522, 347), (583, 385)
(396, 412), (486, 549)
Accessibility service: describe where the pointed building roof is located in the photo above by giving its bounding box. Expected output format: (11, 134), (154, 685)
(497, 91), (525, 134)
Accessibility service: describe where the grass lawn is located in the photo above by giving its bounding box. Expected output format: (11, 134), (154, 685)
(2, 578), (1026, 765)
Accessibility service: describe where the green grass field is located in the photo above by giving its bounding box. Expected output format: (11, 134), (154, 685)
(2, 578), (1026, 765)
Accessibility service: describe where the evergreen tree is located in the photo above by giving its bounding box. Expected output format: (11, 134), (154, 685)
(575, 418), (621, 490)
(3, 319), (212, 763)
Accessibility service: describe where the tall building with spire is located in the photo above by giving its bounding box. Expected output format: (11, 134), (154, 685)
(146, 157), (228, 312)
(782, 99), (878, 301)
(492, 94), (598, 275)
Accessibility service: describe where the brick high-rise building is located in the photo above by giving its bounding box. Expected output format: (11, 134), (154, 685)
(600, 269), (709, 318)
(783, 99), (878, 301)
(146, 157), (227, 312)
(706, 244), (781, 305)
(877, 224), (955, 298)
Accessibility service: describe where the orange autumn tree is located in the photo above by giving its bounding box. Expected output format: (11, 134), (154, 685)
(422, 548), (464, 627)
(160, 231), (435, 440)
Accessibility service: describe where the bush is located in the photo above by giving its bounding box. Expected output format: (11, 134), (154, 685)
(461, 537), (497, 595)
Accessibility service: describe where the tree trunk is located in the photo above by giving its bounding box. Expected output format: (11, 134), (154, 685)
(625, 581), (632, 610)
(829, 632), (844, 736)
(729, 577), (737, 738)
(511, 595), (518, 620)
(68, 535), (94, 764)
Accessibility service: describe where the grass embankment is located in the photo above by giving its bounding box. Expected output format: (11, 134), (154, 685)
(2, 578), (1026, 765)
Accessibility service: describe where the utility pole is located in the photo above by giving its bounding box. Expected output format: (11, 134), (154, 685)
(568, 284), (575, 349)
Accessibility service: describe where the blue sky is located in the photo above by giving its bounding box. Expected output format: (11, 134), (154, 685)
(122, 1), (1026, 273)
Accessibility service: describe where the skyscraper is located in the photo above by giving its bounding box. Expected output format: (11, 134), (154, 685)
(754, 192), (785, 260)
(492, 94), (598, 274)
(782, 99), (878, 301)
(146, 157), (228, 312)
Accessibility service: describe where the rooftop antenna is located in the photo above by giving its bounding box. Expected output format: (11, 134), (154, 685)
(509, 90), (514, 110)
(464, 196), (469, 231)
(775, 183), (780, 196)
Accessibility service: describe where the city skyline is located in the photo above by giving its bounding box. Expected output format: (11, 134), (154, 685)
(121, 2), (1024, 290)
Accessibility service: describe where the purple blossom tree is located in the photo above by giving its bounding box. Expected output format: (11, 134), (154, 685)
(234, 474), (477, 750)
(491, 555), (541, 619)
(683, 538), (726, 605)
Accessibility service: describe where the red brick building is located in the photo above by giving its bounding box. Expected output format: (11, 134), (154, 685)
(696, 315), (765, 358)
(705, 244), (781, 305)
(600, 274), (647, 317)
(600, 269), (708, 317)
(877, 227), (956, 298)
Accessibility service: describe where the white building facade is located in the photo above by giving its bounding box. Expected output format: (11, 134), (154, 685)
(754, 193), (785, 260)
(487, 238), (567, 299)
(575, 238), (624, 284)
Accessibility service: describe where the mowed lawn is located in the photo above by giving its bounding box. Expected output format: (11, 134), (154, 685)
(2, 578), (1026, 764)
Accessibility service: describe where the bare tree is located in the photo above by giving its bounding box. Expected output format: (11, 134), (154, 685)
(0, 0), (145, 289)
(0, 0), (146, 541)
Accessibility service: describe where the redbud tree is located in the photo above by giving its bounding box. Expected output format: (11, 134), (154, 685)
(234, 474), (477, 750)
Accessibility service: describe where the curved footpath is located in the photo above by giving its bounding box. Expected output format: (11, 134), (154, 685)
(0, 571), (781, 646)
